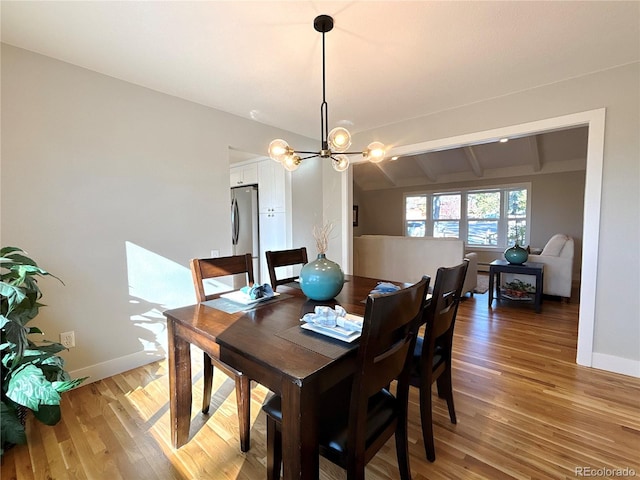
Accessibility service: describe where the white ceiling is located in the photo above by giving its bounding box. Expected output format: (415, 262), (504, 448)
(2, 1), (639, 141)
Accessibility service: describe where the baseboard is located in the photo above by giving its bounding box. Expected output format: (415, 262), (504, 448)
(69, 350), (165, 385)
(591, 352), (640, 378)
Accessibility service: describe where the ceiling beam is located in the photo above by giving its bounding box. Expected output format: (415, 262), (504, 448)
(463, 146), (483, 177)
(373, 162), (399, 187)
(416, 157), (438, 182)
(528, 135), (542, 172)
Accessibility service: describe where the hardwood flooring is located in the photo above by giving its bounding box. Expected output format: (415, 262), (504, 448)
(2, 293), (639, 479)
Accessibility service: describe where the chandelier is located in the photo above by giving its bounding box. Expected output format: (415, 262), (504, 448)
(268, 15), (386, 172)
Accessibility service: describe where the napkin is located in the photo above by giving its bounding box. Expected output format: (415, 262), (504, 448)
(240, 283), (274, 300)
(301, 305), (362, 331)
(369, 282), (400, 295)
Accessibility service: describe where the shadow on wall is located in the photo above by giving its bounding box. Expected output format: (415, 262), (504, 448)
(125, 242), (235, 359)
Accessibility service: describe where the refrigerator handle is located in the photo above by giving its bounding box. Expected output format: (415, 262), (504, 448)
(231, 198), (239, 245)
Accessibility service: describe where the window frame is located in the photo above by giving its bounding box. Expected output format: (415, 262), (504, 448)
(403, 182), (531, 249)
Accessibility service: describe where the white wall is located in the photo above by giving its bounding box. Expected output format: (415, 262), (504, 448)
(353, 62), (639, 375)
(0, 45), (316, 380)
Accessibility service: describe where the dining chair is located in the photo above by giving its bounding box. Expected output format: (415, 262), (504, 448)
(189, 253), (254, 452)
(265, 247), (308, 291)
(410, 260), (469, 462)
(262, 275), (431, 480)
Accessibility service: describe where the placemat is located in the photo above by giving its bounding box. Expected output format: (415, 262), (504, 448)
(275, 324), (358, 359)
(202, 293), (292, 314)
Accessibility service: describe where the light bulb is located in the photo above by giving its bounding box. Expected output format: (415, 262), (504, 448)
(332, 154), (350, 172)
(364, 141), (386, 163)
(282, 154), (301, 171)
(328, 127), (352, 152)
(268, 139), (291, 162)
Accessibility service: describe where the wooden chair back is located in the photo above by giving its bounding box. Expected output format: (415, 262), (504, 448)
(345, 275), (430, 471)
(422, 260), (469, 356)
(190, 253), (254, 302)
(265, 247), (308, 291)
(188, 253), (256, 452)
(410, 259), (468, 461)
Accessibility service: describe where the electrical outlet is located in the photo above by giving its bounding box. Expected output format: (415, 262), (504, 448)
(60, 331), (75, 348)
(211, 249), (220, 258)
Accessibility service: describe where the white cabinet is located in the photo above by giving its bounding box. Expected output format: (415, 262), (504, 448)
(258, 160), (286, 213)
(258, 211), (287, 284)
(230, 163), (258, 187)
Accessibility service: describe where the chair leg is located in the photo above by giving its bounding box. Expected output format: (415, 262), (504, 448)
(202, 353), (213, 414)
(235, 374), (251, 452)
(395, 417), (412, 480)
(266, 416), (282, 480)
(436, 367), (457, 424)
(420, 383), (436, 462)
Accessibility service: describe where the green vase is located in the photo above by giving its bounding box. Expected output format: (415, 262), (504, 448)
(504, 243), (528, 265)
(299, 253), (345, 301)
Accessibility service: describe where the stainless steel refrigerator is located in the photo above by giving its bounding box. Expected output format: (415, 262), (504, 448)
(231, 185), (260, 283)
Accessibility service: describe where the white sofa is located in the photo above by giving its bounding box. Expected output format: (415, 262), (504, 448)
(353, 235), (478, 296)
(527, 234), (574, 300)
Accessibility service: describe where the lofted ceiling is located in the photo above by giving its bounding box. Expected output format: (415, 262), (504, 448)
(1, 1), (638, 144)
(354, 126), (589, 191)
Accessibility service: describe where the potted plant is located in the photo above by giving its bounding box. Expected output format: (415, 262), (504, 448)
(1, 247), (86, 454)
(502, 278), (536, 299)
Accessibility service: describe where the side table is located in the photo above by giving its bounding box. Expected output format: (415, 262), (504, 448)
(488, 260), (544, 313)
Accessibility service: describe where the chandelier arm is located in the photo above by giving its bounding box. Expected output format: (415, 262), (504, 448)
(294, 150), (321, 155)
(342, 150), (367, 156)
(298, 154), (321, 161)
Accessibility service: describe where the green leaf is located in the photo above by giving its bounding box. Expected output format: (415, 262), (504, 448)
(0, 283), (26, 306)
(2, 320), (28, 363)
(4, 252), (39, 268)
(0, 246), (25, 257)
(0, 401), (27, 447)
(32, 404), (61, 426)
(53, 377), (87, 393)
(6, 364), (61, 410)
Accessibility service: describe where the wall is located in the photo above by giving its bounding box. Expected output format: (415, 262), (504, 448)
(356, 170), (585, 275)
(0, 45), (317, 380)
(353, 62), (639, 374)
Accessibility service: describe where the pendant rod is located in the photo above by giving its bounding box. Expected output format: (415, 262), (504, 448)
(321, 28), (329, 150)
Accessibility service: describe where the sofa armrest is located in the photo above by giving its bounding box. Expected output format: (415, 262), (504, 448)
(462, 252), (478, 296)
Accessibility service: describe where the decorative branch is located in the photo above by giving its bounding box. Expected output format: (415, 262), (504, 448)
(313, 221), (334, 254)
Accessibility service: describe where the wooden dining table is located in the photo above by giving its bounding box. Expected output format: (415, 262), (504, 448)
(164, 274), (390, 480)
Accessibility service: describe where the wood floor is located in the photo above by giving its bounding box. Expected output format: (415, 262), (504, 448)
(3, 291), (639, 480)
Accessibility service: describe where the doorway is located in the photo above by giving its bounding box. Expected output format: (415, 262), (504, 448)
(346, 108), (605, 367)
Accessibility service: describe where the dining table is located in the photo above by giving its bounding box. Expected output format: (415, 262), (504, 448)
(164, 274), (394, 480)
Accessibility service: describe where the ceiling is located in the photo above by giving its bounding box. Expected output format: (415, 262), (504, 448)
(353, 126), (589, 191)
(1, 2), (637, 189)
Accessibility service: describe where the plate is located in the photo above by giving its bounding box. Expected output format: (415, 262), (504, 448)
(219, 290), (280, 305)
(300, 321), (361, 343)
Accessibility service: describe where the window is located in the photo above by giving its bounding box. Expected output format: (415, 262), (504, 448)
(432, 194), (460, 238)
(405, 195), (427, 237)
(404, 184), (530, 247)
